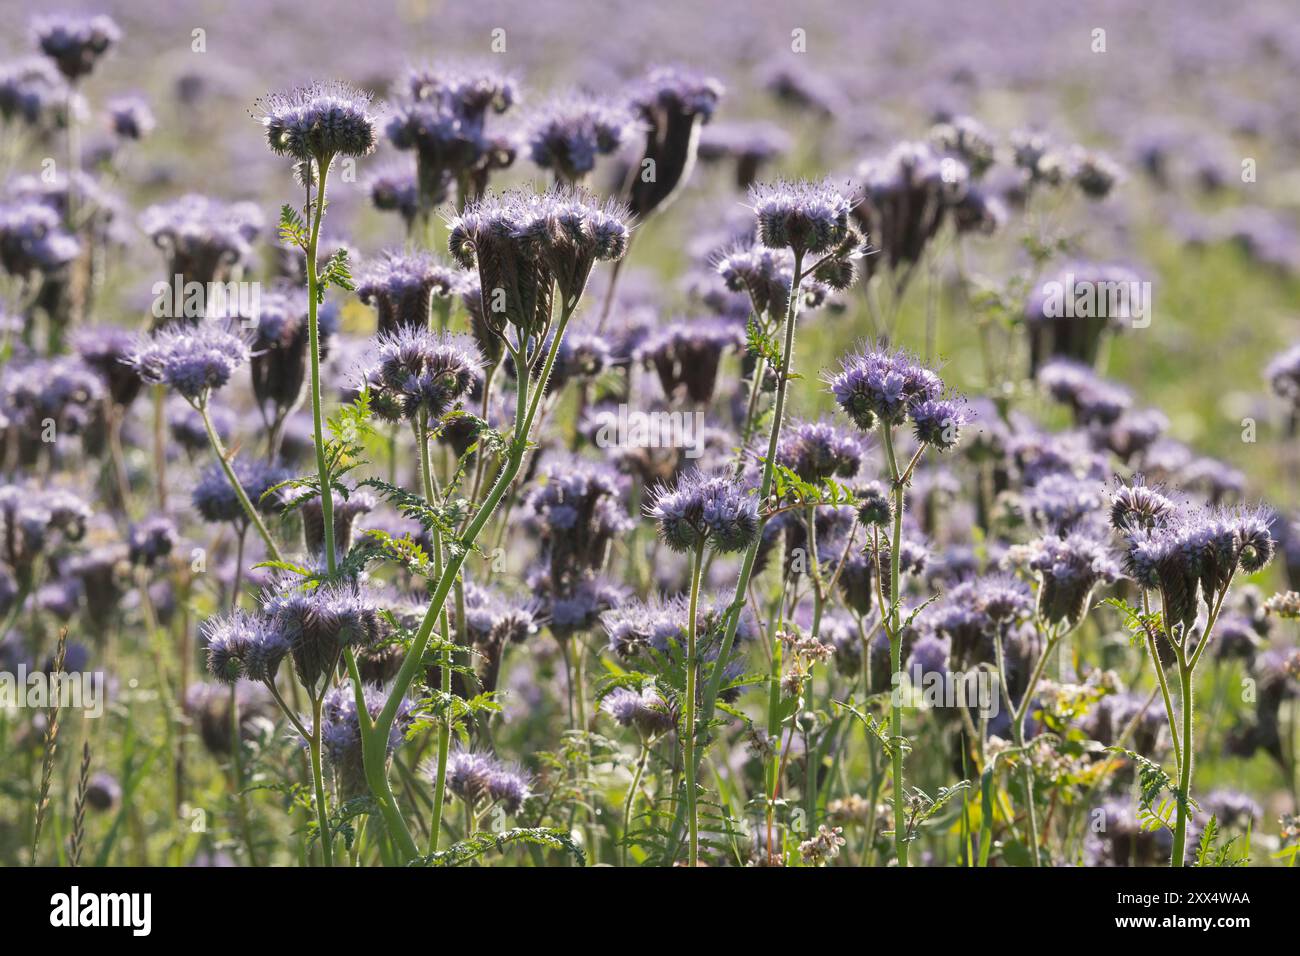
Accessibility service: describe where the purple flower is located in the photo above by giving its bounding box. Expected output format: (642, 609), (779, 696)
(106, 94), (154, 140)
(1029, 534), (1121, 628)
(647, 468), (760, 554)
(525, 93), (641, 183)
(601, 684), (675, 736)
(357, 252), (468, 335)
(636, 317), (744, 403)
(255, 81), (378, 162)
(447, 186), (631, 335)
(127, 321), (250, 403)
(139, 194), (263, 292)
(749, 178), (855, 256)
(0, 200), (79, 276)
(909, 397), (971, 451)
(192, 458), (288, 526)
(828, 345), (944, 431)
(776, 419), (865, 483)
(265, 580), (385, 690)
(359, 325), (480, 424)
(32, 14), (119, 81)
(625, 66), (723, 218)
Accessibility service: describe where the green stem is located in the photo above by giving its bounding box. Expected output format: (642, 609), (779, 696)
(881, 425), (909, 866)
(418, 413), (455, 854)
(1170, 657), (1194, 868)
(305, 158), (337, 576)
(198, 403), (282, 563)
(308, 692), (333, 866)
(684, 539), (705, 866)
(671, 250), (806, 858)
(622, 742), (650, 867)
(358, 310), (573, 863)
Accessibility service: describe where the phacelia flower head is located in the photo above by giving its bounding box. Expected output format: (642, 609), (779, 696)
(447, 185), (631, 332)
(2, 356), (103, 442)
(0, 484), (89, 573)
(647, 468), (760, 554)
(365, 161), (421, 229)
(1024, 473), (1107, 538)
(1038, 358), (1132, 426)
(316, 682), (414, 796)
(192, 458), (288, 527)
(1109, 478), (1176, 534)
(777, 419), (865, 483)
(438, 746), (531, 814)
(625, 66), (723, 219)
(128, 515), (177, 568)
(636, 317), (744, 403)
(525, 93), (641, 183)
(255, 80), (378, 163)
(828, 345), (944, 431)
(127, 320), (250, 404)
(202, 608), (291, 684)
(385, 64), (517, 209)
(698, 121), (791, 189)
(1266, 344), (1300, 410)
(264, 580), (385, 690)
(1023, 261), (1144, 375)
(909, 397), (971, 451)
(601, 684), (675, 737)
(139, 194), (263, 294)
(74, 325), (143, 408)
(32, 13), (119, 81)
(713, 241), (831, 323)
(856, 481), (892, 527)
(853, 140), (967, 278)
(749, 178), (855, 257)
(0, 200), (79, 277)
(357, 251), (468, 335)
(1070, 148), (1124, 200)
(106, 94), (154, 140)
(930, 115), (996, 177)
(524, 459), (634, 587)
(0, 58), (77, 130)
(359, 325), (480, 424)
(245, 287), (337, 424)
(1029, 533), (1121, 629)
(1123, 504), (1276, 633)
(928, 575), (1033, 667)
(301, 489), (376, 560)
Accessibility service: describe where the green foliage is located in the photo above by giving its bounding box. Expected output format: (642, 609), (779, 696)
(316, 246), (355, 301)
(408, 827), (586, 867)
(1099, 597), (1165, 651)
(278, 204), (308, 249)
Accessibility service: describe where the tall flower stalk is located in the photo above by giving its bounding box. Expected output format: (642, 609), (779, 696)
(254, 80), (379, 863)
(1111, 485), (1275, 865)
(670, 179), (863, 861)
(348, 187), (629, 861)
(828, 346), (970, 863)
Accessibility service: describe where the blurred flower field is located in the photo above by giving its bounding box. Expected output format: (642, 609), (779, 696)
(2, 0), (1300, 869)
